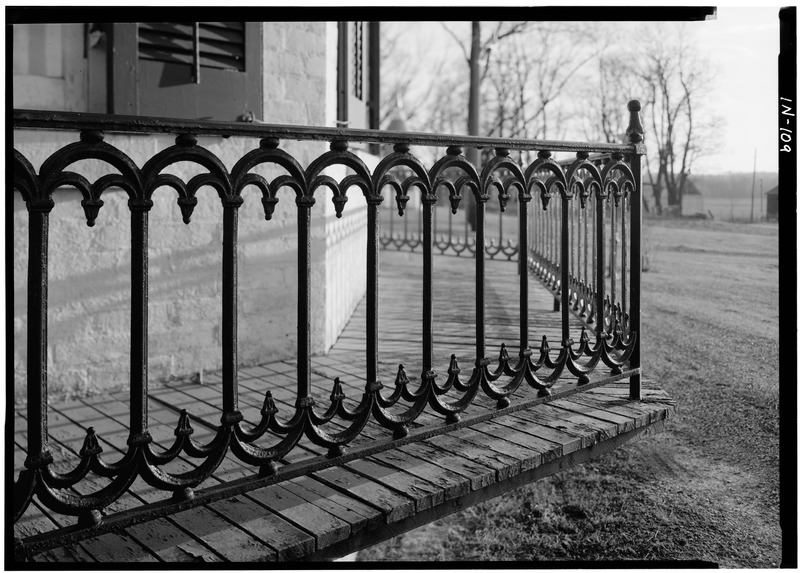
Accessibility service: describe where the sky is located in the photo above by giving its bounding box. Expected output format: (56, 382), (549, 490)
(688, 6), (781, 174)
(385, 6), (784, 176)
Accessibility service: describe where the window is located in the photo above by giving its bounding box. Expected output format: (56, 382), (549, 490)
(110, 22), (262, 121)
(337, 21), (379, 130)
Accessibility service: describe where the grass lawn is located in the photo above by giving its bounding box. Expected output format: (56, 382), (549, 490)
(358, 217), (781, 567)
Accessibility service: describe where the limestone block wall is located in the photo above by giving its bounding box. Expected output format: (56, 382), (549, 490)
(13, 21), (370, 402)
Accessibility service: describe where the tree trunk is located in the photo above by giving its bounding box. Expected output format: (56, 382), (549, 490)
(466, 21), (481, 231)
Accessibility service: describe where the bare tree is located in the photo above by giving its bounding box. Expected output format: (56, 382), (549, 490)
(379, 25), (448, 128)
(437, 21), (603, 226)
(636, 25), (715, 215)
(578, 24), (716, 216)
(579, 54), (637, 143)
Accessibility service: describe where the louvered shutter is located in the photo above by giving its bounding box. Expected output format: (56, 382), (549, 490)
(111, 22), (261, 121)
(138, 22), (246, 74)
(337, 21), (379, 130)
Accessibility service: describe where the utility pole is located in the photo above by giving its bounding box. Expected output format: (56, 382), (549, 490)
(760, 179), (764, 221)
(750, 148), (757, 223)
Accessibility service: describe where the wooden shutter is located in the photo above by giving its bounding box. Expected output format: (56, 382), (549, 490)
(138, 22), (246, 73)
(337, 21), (379, 130)
(111, 22), (261, 121)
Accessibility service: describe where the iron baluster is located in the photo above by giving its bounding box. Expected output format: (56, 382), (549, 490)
(554, 195), (560, 302)
(433, 187), (438, 244)
(417, 190), (423, 244)
(538, 195), (543, 274)
(595, 182), (607, 339)
(570, 190), (575, 308)
(548, 195), (553, 284)
(403, 192), (409, 245)
(221, 198), (242, 416)
(25, 205), (53, 476)
(626, 100), (644, 400)
(560, 184), (571, 346)
(546, 194), (552, 286)
(498, 188), (504, 251)
(475, 182), (486, 363)
(129, 201), (152, 440)
(590, 190), (596, 323)
(422, 188), (435, 375)
(584, 189), (589, 316)
(388, 197), (394, 239)
(575, 189), (581, 310)
(610, 181), (617, 323)
(463, 190), (469, 250)
(296, 195), (314, 401)
(448, 196), (454, 249)
(518, 188), (530, 352)
(622, 187), (628, 335)
(366, 192), (382, 387)
(556, 195), (561, 294)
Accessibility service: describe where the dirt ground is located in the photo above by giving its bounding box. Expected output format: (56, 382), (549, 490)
(358, 217), (782, 566)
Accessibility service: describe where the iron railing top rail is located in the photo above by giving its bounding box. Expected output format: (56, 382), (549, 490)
(13, 109), (644, 155)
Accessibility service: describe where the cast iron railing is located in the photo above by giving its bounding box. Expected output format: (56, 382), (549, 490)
(379, 184), (520, 260)
(529, 151), (636, 333)
(379, 149), (637, 341)
(12, 101), (645, 531)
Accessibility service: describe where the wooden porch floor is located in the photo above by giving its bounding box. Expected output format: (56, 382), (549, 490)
(13, 251), (675, 563)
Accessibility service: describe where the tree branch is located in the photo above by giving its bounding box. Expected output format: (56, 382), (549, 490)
(440, 22), (471, 66)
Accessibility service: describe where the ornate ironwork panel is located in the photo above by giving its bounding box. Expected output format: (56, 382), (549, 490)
(12, 101), (645, 530)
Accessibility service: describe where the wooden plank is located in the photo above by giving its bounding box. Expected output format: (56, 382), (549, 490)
(552, 395), (639, 432)
(398, 440), (496, 491)
(281, 476), (383, 534)
(311, 466), (416, 524)
(169, 505), (274, 561)
(80, 532), (159, 562)
(369, 447), (472, 501)
(209, 495), (313, 561)
(345, 457), (445, 512)
(426, 426), (530, 481)
(581, 389), (674, 424)
(13, 499), (61, 539)
(467, 419), (555, 465)
(246, 483), (351, 550)
(489, 410), (583, 454)
(30, 543), (96, 563)
(535, 402), (621, 442)
(126, 517), (224, 563)
(307, 419), (669, 561)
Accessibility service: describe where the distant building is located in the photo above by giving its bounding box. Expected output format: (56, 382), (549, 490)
(682, 178), (705, 216)
(765, 186), (779, 221)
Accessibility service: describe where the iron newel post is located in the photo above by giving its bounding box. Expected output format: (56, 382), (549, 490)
(626, 100), (644, 400)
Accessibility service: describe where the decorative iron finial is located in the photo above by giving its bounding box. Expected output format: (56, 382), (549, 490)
(81, 199), (104, 227)
(626, 100), (644, 144)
